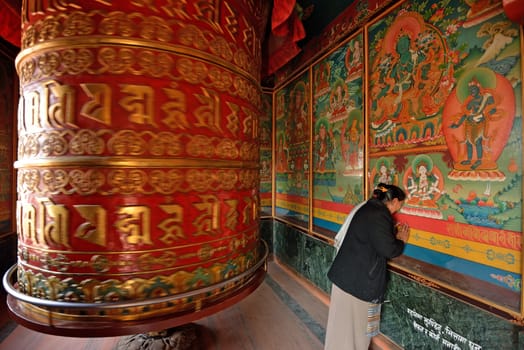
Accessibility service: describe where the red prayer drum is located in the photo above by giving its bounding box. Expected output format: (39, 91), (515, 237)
(6, 0), (269, 336)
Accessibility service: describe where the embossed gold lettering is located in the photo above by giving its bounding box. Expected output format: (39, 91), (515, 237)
(23, 91), (41, 131)
(193, 194), (219, 235)
(81, 83), (112, 125)
(194, 87), (222, 132)
(224, 199), (238, 230)
(38, 197), (70, 247)
(20, 202), (38, 243)
(119, 85), (156, 127)
(225, 101), (240, 135)
(161, 0), (190, 19)
(242, 106), (258, 139)
(23, 0), (44, 24)
(242, 196), (256, 225)
(115, 206), (153, 245)
(194, 1), (222, 33)
(42, 80), (76, 128)
(162, 84), (189, 129)
(158, 204), (185, 244)
(74, 205), (107, 247)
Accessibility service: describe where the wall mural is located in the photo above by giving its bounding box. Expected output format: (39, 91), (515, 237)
(275, 72), (310, 227)
(312, 31), (365, 233)
(367, 0), (522, 311)
(260, 92), (272, 217)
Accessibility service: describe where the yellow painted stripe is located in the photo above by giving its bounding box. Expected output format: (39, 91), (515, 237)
(276, 199), (308, 215)
(409, 229), (521, 273)
(313, 207), (348, 225)
(261, 198), (272, 206)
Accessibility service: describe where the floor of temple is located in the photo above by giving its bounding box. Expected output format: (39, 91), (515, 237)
(0, 259), (401, 350)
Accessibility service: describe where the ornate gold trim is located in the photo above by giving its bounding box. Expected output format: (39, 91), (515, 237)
(15, 157), (259, 169)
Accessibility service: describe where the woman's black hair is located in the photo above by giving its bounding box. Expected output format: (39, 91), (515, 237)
(372, 183), (406, 202)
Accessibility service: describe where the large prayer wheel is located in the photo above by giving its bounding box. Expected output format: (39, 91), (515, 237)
(4, 0), (269, 336)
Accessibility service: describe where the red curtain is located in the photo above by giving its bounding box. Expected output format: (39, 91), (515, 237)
(266, 0), (306, 75)
(0, 0), (21, 47)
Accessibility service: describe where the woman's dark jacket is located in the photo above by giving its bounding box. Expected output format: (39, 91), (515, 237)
(327, 198), (405, 303)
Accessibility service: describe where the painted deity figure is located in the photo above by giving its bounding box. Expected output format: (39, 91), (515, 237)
(276, 135), (288, 172)
(291, 85), (308, 141)
(341, 119), (361, 173)
(377, 164), (392, 184)
(328, 80), (350, 122)
(450, 78), (500, 170)
(389, 34), (426, 117)
(314, 119), (334, 173)
(405, 156), (442, 210)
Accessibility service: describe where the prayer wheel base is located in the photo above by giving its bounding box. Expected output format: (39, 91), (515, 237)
(116, 324), (198, 350)
(6, 264), (266, 338)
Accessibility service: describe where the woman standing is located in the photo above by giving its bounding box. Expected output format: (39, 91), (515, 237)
(324, 183), (410, 350)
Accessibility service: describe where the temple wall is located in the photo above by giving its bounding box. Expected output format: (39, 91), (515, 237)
(266, 0), (524, 348)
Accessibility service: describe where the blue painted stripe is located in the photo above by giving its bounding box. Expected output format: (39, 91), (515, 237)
(265, 275), (326, 343)
(404, 245), (521, 291)
(313, 217), (340, 232)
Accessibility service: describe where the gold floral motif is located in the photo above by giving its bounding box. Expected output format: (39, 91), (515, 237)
(238, 169), (259, 189)
(149, 169), (184, 194)
(17, 167), (257, 196)
(37, 52), (61, 76)
(62, 11), (95, 36)
(19, 133), (40, 158)
(37, 17), (62, 42)
(41, 169), (70, 194)
(186, 170), (217, 192)
(61, 48), (95, 75)
(99, 11), (137, 37)
(69, 169), (105, 195)
(40, 131), (68, 156)
(208, 36), (235, 62)
(216, 170), (239, 191)
(97, 47), (135, 74)
(19, 129), (257, 160)
(70, 129), (105, 154)
(186, 135), (215, 158)
(19, 59), (36, 84)
(108, 169), (148, 194)
(149, 132), (183, 156)
(137, 51), (174, 77)
(18, 169), (40, 193)
(108, 130), (147, 155)
(139, 16), (173, 42)
(19, 9), (259, 77)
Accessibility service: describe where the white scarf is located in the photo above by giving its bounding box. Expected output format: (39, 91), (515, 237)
(334, 201), (366, 252)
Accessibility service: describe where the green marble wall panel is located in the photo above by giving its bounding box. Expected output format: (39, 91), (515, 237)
(273, 220), (334, 294)
(260, 218), (273, 256)
(272, 219), (524, 349)
(382, 272), (523, 349)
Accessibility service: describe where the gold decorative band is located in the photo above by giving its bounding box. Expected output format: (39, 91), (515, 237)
(16, 37), (259, 86)
(15, 157), (260, 169)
